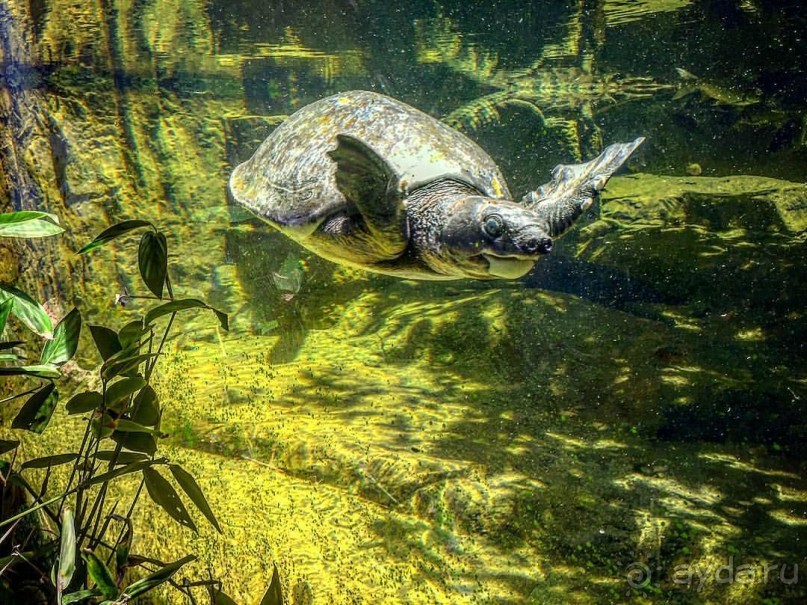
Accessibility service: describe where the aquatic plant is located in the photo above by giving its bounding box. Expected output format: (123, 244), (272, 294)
(0, 213), (283, 604)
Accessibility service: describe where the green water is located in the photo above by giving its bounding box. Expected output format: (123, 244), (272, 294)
(1, 1), (805, 603)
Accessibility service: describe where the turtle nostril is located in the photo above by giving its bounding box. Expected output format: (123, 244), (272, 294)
(524, 236), (552, 254)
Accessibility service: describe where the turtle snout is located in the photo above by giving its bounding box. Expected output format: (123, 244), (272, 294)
(524, 235), (553, 255)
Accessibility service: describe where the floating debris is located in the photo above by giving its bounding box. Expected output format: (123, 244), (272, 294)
(272, 251), (307, 300)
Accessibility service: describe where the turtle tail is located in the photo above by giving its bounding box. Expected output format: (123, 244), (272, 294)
(523, 138), (644, 238)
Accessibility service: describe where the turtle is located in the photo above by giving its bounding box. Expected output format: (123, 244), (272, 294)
(228, 90), (643, 280)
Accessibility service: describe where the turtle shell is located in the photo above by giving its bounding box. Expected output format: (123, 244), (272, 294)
(228, 91), (512, 235)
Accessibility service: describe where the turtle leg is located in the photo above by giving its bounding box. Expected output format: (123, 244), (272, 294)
(522, 137), (644, 238)
(327, 134), (409, 259)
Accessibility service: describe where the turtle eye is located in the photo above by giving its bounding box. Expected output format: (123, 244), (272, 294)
(483, 214), (504, 238)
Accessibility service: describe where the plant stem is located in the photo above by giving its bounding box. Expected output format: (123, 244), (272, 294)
(89, 499), (118, 550)
(146, 313), (175, 382)
(8, 474), (59, 526)
(105, 474), (145, 568)
(0, 491), (74, 529)
(0, 385), (41, 405)
(78, 430), (109, 546)
(58, 416), (93, 518)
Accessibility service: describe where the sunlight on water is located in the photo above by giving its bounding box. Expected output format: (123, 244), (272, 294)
(603, 0), (693, 27)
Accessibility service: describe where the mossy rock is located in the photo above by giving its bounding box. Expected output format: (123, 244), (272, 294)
(564, 174), (807, 334)
(596, 173), (807, 234)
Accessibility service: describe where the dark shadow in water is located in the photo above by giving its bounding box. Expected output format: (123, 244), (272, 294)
(522, 253), (685, 309)
(204, 252), (807, 599)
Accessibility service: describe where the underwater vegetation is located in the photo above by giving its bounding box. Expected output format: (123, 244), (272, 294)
(0, 0), (805, 603)
(0, 213), (285, 603)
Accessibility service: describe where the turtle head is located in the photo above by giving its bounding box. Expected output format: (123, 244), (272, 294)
(440, 196), (553, 279)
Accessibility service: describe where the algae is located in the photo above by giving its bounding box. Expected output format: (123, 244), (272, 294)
(140, 271), (805, 603)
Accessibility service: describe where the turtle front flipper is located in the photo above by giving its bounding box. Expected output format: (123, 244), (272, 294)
(327, 134), (409, 259)
(522, 137), (644, 238)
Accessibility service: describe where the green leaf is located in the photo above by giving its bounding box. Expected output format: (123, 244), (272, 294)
(99, 340), (140, 367)
(260, 564), (285, 605)
(90, 413), (115, 440)
(89, 325), (121, 361)
(138, 231), (168, 299)
(113, 515), (133, 578)
(131, 385), (160, 427)
(143, 467), (197, 532)
(81, 549), (117, 599)
(40, 307), (81, 366)
(214, 309), (229, 331)
(101, 353), (155, 381)
(145, 298), (228, 331)
(0, 299), (12, 333)
(169, 464), (221, 533)
(0, 439), (19, 455)
(0, 364), (61, 378)
(113, 419), (155, 434)
(63, 589), (102, 604)
(78, 220), (153, 254)
(66, 391), (103, 414)
(0, 211), (64, 238)
(111, 431), (157, 455)
(20, 453), (78, 471)
(105, 377), (146, 408)
(12, 383), (59, 433)
(93, 451), (148, 464)
(212, 590), (239, 605)
(121, 554), (196, 599)
(83, 459), (157, 488)
(57, 509), (76, 596)
(0, 284), (53, 338)
(118, 320), (145, 349)
(0, 353), (22, 362)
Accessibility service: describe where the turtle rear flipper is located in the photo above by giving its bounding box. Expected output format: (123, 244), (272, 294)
(328, 134), (409, 259)
(523, 137), (644, 238)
